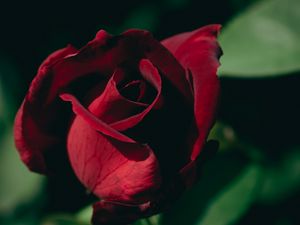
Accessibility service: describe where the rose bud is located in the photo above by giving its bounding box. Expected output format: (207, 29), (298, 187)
(14, 25), (222, 225)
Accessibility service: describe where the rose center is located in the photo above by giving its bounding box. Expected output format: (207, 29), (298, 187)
(119, 79), (156, 104)
(119, 80), (146, 102)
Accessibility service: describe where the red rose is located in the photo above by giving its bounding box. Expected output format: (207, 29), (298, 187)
(14, 25), (221, 225)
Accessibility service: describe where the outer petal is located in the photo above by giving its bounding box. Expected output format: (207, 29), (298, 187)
(122, 29), (193, 103)
(14, 30), (118, 174)
(59, 93), (135, 143)
(162, 25), (222, 161)
(14, 45), (78, 173)
(14, 30), (120, 174)
(91, 170), (186, 225)
(179, 140), (219, 188)
(161, 32), (192, 58)
(92, 200), (153, 225)
(66, 113), (161, 204)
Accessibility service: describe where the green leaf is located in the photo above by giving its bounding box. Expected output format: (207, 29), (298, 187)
(0, 128), (44, 214)
(208, 122), (238, 152)
(161, 152), (251, 225)
(45, 206), (94, 225)
(133, 215), (161, 225)
(76, 205), (161, 225)
(219, 0), (300, 77)
(258, 148), (300, 203)
(42, 215), (89, 225)
(196, 165), (261, 225)
(76, 205), (92, 223)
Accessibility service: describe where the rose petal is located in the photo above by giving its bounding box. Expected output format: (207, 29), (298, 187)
(162, 24), (222, 161)
(110, 59), (162, 131)
(60, 93), (135, 143)
(91, 168), (186, 225)
(120, 80), (147, 102)
(92, 200), (152, 225)
(161, 25), (221, 56)
(45, 30), (113, 103)
(88, 68), (148, 124)
(179, 140), (219, 188)
(67, 115), (161, 204)
(14, 29), (146, 174)
(161, 32), (192, 54)
(14, 45), (78, 173)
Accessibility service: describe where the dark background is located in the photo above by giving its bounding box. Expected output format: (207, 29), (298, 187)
(0, 0), (236, 88)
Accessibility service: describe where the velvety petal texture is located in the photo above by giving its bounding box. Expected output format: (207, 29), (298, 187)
(14, 25), (222, 225)
(65, 115), (161, 203)
(162, 24), (221, 160)
(14, 45), (78, 173)
(162, 24), (221, 186)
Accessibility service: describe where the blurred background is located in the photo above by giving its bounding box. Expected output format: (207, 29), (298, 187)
(0, 0), (299, 224)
